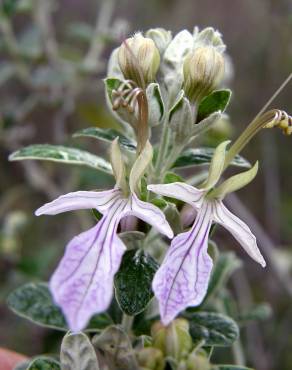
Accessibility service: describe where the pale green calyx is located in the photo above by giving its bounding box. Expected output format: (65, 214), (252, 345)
(183, 46), (225, 102)
(146, 28), (172, 54)
(209, 161), (259, 199)
(193, 26), (226, 52)
(202, 140), (230, 190)
(129, 140), (153, 194)
(110, 138), (128, 195)
(118, 33), (160, 88)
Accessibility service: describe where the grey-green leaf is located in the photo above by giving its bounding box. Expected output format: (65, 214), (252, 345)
(173, 147), (251, 169)
(197, 89), (231, 122)
(146, 82), (165, 126)
(186, 312), (239, 346)
(114, 250), (159, 315)
(73, 127), (137, 151)
(61, 332), (100, 370)
(9, 144), (112, 173)
(7, 282), (113, 331)
(26, 357), (61, 370)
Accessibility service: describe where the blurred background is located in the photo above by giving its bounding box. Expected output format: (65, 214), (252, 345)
(0, 0), (291, 369)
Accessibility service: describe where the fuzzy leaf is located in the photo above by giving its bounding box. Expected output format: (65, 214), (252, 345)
(114, 249), (159, 315)
(173, 148), (251, 169)
(7, 282), (113, 331)
(73, 127), (136, 151)
(186, 312), (239, 346)
(61, 332), (100, 370)
(26, 357), (61, 370)
(9, 144), (112, 173)
(197, 89), (231, 122)
(146, 82), (165, 126)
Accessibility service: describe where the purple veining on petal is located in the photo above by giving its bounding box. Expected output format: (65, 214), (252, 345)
(153, 201), (214, 325)
(35, 189), (122, 216)
(212, 200), (266, 267)
(49, 198), (127, 332)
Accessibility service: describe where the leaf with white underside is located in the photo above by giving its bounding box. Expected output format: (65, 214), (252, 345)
(173, 148), (251, 169)
(73, 127), (137, 151)
(61, 332), (100, 370)
(7, 282), (113, 332)
(9, 144), (112, 173)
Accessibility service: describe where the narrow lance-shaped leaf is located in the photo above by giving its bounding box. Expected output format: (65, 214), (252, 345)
(61, 332), (100, 370)
(173, 147), (251, 169)
(73, 127), (137, 152)
(7, 282), (113, 331)
(114, 249), (159, 315)
(9, 144), (113, 173)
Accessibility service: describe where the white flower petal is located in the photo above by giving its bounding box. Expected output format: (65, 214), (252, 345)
(125, 194), (173, 239)
(148, 182), (205, 209)
(213, 200), (266, 267)
(35, 189), (122, 216)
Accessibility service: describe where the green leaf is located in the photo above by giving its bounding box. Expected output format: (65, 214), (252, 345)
(104, 77), (123, 100)
(204, 252), (242, 303)
(173, 147), (251, 169)
(164, 172), (184, 184)
(214, 366), (254, 370)
(61, 332), (100, 370)
(186, 312), (239, 347)
(73, 127), (136, 152)
(197, 89), (231, 122)
(9, 144), (113, 174)
(26, 357), (61, 370)
(114, 250), (159, 315)
(7, 282), (113, 331)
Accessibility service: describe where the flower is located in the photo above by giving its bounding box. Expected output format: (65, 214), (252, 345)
(148, 141), (266, 325)
(35, 141), (173, 332)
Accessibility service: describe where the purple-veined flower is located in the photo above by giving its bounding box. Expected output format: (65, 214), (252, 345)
(35, 141), (173, 332)
(148, 141), (266, 325)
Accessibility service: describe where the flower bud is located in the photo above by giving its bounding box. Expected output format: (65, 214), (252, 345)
(186, 352), (211, 370)
(183, 46), (225, 102)
(136, 347), (165, 370)
(118, 33), (160, 88)
(146, 28), (172, 54)
(151, 319), (192, 361)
